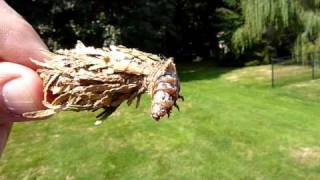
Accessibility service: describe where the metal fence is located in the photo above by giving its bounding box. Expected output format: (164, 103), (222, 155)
(271, 53), (320, 87)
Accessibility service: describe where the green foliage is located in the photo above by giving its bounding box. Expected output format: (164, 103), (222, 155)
(7, 0), (122, 50)
(7, 0), (227, 62)
(12, 0), (320, 64)
(215, 0), (242, 55)
(233, 0), (320, 59)
(233, 0), (299, 50)
(118, 0), (176, 54)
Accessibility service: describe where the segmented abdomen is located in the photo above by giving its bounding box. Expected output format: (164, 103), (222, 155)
(151, 72), (181, 120)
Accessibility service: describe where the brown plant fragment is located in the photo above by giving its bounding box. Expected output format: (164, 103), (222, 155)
(23, 41), (183, 121)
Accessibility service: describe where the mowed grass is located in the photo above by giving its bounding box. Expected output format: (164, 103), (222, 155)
(1, 62), (320, 179)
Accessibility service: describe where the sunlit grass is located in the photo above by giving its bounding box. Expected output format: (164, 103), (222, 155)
(1, 62), (320, 179)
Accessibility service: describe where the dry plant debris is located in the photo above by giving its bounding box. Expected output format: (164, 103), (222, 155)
(23, 41), (183, 121)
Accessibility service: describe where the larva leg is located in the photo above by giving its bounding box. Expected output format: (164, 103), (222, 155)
(96, 106), (119, 119)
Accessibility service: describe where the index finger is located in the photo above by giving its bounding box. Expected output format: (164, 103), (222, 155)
(0, 2), (47, 70)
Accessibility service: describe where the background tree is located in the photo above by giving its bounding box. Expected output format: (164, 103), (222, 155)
(7, 0), (227, 63)
(233, 0), (320, 61)
(8, 0), (320, 65)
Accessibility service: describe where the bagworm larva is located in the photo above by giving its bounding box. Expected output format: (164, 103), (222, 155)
(23, 41), (183, 121)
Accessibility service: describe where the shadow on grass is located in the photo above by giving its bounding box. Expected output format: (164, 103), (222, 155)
(177, 61), (232, 82)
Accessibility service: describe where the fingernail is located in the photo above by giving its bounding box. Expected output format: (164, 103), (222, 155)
(2, 78), (37, 115)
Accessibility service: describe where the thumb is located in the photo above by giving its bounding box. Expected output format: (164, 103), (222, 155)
(0, 62), (44, 121)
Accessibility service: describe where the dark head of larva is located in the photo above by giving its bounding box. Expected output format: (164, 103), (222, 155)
(151, 70), (182, 121)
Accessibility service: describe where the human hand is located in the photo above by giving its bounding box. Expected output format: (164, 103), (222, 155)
(0, 0), (47, 156)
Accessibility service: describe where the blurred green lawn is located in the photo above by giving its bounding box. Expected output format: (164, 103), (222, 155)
(1, 62), (320, 179)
